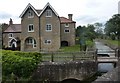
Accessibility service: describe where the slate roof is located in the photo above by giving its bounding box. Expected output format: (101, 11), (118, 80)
(60, 17), (76, 23)
(4, 24), (21, 32)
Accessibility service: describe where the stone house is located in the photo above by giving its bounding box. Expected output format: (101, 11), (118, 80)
(2, 2), (76, 52)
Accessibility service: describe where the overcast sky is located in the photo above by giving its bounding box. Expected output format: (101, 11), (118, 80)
(0, 0), (120, 27)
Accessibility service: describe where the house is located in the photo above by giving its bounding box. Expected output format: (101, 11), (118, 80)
(2, 2), (76, 52)
(2, 18), (21, 50)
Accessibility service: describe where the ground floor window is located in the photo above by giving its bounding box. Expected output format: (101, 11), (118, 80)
(25, 37), (36, 48)
(44, 40), (51, 45)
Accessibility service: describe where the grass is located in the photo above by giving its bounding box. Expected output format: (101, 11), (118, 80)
(104, 39), (120, 47)
(59, 40), (94, 52)
(59, 44), (80, 52)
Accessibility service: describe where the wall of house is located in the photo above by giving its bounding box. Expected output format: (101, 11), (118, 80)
(21, 8), (40, 52)
(60, 23), (75, 46)
(40, 8), (60, 51)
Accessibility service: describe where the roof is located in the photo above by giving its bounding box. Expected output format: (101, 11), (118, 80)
(20, 2), (59, 17)
(60, 17), (76, 23)
(4, 24), (21, 33)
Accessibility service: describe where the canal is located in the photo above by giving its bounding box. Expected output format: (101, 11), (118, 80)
(95, 41), (115, 73)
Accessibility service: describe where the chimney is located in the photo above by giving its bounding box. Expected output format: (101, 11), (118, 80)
(9, 18), (13, 25)
(68, 14), (73, 21)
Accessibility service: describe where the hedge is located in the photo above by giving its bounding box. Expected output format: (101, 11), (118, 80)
(1, 50), (42, 81)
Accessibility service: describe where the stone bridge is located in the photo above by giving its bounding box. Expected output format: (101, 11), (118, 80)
(30, 41), (120, 82)
(31, 60), (97, 82)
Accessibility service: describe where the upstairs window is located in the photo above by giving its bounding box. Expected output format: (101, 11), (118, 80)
(8, 33), (13, 38)
(65, 23), (69, 27)
(46, 24), (52, 31)
(44, 40), (51, 44)
(28, 24), (34, 32)
(46, 10), (52, 17)
(28, 10), (34, 18)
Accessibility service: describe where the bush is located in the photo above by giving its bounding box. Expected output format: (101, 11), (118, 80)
(2, 50), (42, 81)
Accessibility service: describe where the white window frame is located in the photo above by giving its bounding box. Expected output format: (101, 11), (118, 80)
(28, 24), (34, 32)
(46, 10), (52, 17)
(8, 33), (13, 38)
(64, 29), (70, 33)
(28, 10), (34, 18)
(46, 24), (52, 31)
(44, 40), (51, 45)
(26, 38), (36, 48)
(65, 23), (69, 27)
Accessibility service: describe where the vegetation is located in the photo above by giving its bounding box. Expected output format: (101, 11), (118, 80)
(1, 50), (42, 82)
(104, 14), (120, 40)
(59, 40), (94, 52)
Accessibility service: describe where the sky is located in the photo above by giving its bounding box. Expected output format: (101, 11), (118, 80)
(0, 0), (120, 27)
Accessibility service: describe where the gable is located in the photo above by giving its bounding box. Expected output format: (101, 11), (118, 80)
(39, 2), (59, 17)
(19, 2), (59, 18)
(19, 3), (39, 18)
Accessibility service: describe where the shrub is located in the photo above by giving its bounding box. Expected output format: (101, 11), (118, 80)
(2, 50), (42, 80)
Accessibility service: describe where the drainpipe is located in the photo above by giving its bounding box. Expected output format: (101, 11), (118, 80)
(39, 17), (41, 52)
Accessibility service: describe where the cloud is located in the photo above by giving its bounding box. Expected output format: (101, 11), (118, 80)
(0, 11), (12, 19)
(75, 15), (99, 26)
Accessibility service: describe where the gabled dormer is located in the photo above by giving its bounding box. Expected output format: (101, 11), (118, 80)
(39, 2), (59, 17)
(19, 3), (39, 18)
(19, 2), (59, 18)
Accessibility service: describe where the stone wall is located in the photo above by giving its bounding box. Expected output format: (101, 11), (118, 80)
(31, 61), (97, 82)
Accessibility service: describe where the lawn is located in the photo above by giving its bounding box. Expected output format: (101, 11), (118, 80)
(59, 40), (94, 52)
(104, 39), (120, 47)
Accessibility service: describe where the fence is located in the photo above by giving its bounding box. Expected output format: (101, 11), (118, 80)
(41, 51), (96, 62)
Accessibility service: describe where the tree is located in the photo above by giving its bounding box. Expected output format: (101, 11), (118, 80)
(94, 22), (104, 38)
(104, 14), (120, 40)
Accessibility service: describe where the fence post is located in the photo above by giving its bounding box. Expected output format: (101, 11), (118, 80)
(72, 53), (75, 61)
(95, 49), (98, 62)
(51, 52), (54, 62)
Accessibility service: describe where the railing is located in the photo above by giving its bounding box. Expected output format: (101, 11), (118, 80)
(41, 51), (96, 62)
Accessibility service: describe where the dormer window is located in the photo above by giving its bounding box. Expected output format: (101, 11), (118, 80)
(46, 10), (52, 17)
(65, 23), (69, 27)
(28, 10), (34, 18)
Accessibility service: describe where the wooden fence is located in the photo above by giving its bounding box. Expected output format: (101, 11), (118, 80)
(41, 51), (96, 62)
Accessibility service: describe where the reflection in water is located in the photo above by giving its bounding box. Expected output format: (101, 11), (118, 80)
(98, 63), (114, 73)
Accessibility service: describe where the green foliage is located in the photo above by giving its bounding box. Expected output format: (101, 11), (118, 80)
(104, 14), (120, 39)
(2, 50), (42, 80)
(76, 24), (96, 41)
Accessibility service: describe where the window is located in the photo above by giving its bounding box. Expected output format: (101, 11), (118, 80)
(28, 10), (34, 18)
(44, 40), (51, 44)
(8, 33), (13, 38)
(46, 24), (52, 31)
(27, 38), (33, 44)
(28, 24), (34, 32)
(46, 10), (52, 17)
(26, 37), (36, 48)
(64, 29), (70, 33)
(65, 23), (69, 27)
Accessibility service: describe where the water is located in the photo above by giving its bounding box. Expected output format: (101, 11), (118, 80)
(98, 63), (114, 73)
(95, 41), (115, 73)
